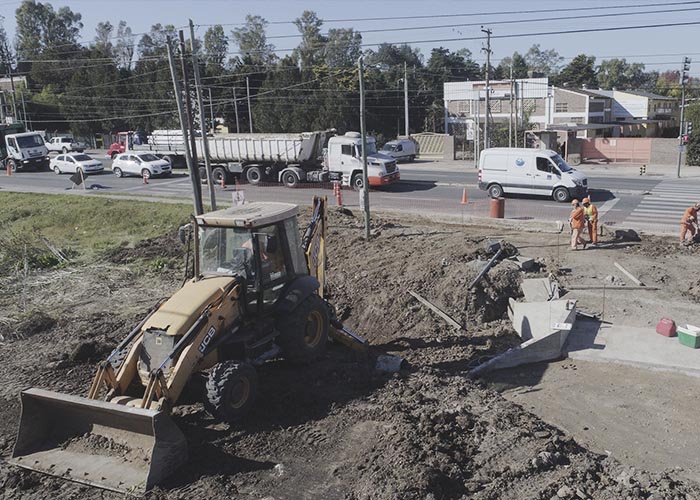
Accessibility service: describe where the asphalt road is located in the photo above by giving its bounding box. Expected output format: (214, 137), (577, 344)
(0, 154), (687, 234)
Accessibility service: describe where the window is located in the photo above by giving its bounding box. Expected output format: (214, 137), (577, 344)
(66, 157), (75, 163)
(56, 155), (64, 161)
(536, 157), (553, 173)
(341, 144), (353, 156)
(555, 103), (568, 112)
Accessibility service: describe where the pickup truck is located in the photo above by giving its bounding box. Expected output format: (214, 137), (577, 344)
(46, 136), (87, 154)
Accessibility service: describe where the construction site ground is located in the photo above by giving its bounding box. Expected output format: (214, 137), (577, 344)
(1, 193), (700, 499)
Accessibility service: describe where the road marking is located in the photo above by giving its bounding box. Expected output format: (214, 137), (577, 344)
(598, 198), (619, 216)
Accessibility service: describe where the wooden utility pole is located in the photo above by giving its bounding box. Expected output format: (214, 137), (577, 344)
(189, 19), (216, 211)
(404, 62), (409, 136)
(481, 27), (492, 150)
(178, 31), (199, 169)
(232, 87), (240, 133)
(358, 55), (371, 240)
(509, 62), (514, 148)
(166, 36), (203, 215)
(246, 77), (253, 133)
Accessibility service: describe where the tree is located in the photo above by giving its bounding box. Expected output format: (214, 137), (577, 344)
(15, 1), (83, 58)
(93, 21), (113, 57)
(552, 54), (597, 88)
(0, 20), (14, 76)
(293, 10), (324, 70)
(366, 43), (422, 69)
(115, 21), (135, 70)
(324, 28), (361, 68)
(231, 15), (275, 67)
(524, 44), (564, 76)
(497, 52), (528, 79)
(203, 25), (228, 74)
(596, 58), (655, 90)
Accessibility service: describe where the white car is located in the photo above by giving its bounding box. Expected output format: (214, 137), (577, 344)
(50, 153), (104, 175)
(111, 153), (172, 179)
(46, 136), (87, 153)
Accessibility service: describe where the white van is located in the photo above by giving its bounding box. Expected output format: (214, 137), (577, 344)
(478, 148), (588, 202)
(380, 137), (418, 162)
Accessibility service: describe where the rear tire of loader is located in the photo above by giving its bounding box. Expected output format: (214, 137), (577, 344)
(277, 294), (329, 364)
(205, 361), (258, 424)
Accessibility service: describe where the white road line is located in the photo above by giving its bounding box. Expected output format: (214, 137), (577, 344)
(598, 198), (619, 216)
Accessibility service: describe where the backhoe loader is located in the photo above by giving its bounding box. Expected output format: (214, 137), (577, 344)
(11, 196), (364, 493)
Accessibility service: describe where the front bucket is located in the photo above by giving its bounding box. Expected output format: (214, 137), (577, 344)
(10, 388), (188, 494)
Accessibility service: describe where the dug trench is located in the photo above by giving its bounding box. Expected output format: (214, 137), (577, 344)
(0, 207), (699, 499)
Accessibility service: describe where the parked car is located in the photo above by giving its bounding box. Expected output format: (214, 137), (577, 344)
(380, 137), (418, 162)
(478, 148), (588, 202)
(111, 153), (172, 179)
(50, 153), (104, 175)
(46, 136), (88, 153)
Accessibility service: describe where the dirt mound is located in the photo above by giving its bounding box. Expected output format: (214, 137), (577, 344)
(625, 233), (700, 258)
(0, 311), (56, 341)
(106, 231), (183, 264)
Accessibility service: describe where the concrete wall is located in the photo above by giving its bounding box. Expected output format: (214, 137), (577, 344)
(650, 138), (684, 165)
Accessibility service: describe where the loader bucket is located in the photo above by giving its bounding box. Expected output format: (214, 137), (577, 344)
(10, 388), (188, 494)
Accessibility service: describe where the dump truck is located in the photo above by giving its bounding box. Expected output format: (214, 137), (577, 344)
(1, 123), (50, 172)
(11, 197), (366, 494)
(109, 129), (400, 190)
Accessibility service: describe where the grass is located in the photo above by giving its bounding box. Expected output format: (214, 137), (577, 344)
(0, 193), (195, 267)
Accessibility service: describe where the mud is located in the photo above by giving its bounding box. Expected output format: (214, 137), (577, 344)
(0, 209), (699, 499)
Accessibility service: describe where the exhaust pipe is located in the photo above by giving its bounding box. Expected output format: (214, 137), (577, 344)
(10, 388), (187, 494)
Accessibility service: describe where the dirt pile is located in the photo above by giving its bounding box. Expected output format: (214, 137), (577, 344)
(0, 209), (699, 499)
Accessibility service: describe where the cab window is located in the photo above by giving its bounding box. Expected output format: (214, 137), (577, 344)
(536, 157), (554, 173)
(341, 144), (353, 156)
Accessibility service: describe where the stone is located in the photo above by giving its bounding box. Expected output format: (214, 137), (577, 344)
(557, 485), (573, 498)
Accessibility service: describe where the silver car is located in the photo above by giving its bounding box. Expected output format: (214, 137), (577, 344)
(111, 153), (172, 179)
(50, 153), (104, 175)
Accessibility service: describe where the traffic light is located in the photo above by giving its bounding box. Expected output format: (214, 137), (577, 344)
(686, 121), (693, 136)
(680, 57), (691, 86)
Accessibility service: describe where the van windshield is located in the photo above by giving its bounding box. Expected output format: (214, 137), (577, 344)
(381, 144), (398, 152)
(551, 154), (573, 172)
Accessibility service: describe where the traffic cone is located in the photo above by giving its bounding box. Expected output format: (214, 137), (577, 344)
(220, 176), (226, 189)
(6, 163), (11, 176)
(143, 174), (148, 184)
(461, 187), (467, 205)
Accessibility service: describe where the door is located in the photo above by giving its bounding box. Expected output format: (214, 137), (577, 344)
(534, 155), (559, 195)
(340, 144), (357, 173)
(64, 156), (77, 173)
(125, 154), (141, 175)
(505, 152), (533, 194)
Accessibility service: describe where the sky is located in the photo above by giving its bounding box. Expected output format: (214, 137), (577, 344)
(2, 0), (700, 75)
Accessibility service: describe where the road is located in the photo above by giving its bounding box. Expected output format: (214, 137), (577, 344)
(2, 155), (698, 235)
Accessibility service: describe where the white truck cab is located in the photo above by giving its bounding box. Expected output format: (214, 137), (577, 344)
(326, 132), (400, 190)
(478, 147), (588, 202)
(4, 132), (50, 172)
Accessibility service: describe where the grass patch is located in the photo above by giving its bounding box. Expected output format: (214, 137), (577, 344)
(0, 193), (195, 267)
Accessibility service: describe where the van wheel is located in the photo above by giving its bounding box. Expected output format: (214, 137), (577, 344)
(409, 155), (415, 162)
(282, 171), (299, 188)
(553, 187), (570, 202)
(488, 184), (503, 198)
(246, 166), (262, 185)
(351, 172), (364, 191)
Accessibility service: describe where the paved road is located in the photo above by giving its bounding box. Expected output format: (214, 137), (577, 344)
(1, 155), (696, 235)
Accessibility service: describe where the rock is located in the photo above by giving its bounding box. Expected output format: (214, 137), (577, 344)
(375, 354), (405, 373)
(272, 463), (285, 477)
(557, 485), (573, 498)
(534, 430), (552, 439)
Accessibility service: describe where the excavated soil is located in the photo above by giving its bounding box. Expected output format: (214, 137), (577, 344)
(0, 208), (699, 499)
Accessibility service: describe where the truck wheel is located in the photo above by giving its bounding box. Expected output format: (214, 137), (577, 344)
(53, 166), (61, 175)
(282, 171), (299, 188)
(488, 183), (503, 198)
(205, 361), (258, 424)
(7, 159), (17, 172)
(246, 166), (262, 185)
(62, 147), (68, 154)
(552, 187), (570, 202)
(113, 167), (123, 178)
(277, 294), (329, 364)
(351, 172), (364, 191)
(212, 167), (227, 185)
(164, 155), (177, 167)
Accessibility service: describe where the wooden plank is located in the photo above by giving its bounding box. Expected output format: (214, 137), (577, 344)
(614, 262), (645, 287)
(567, 285), (658, 291)
(408, 291), (464, 331)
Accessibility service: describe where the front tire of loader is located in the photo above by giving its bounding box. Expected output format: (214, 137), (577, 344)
(205, 361), (258, 424)
(277, 294), (329, 364)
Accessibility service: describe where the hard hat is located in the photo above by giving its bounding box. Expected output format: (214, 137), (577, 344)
(582, 197), (591, 204)
(571, 199), (579, 205)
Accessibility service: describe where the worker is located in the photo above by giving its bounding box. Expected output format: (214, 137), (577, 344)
(569, 199), (587, 250)
(680, 202), (700, 244)
(582, 197), (599, 245)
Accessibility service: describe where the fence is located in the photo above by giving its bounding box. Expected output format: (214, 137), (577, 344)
(579, 137), (652, 164)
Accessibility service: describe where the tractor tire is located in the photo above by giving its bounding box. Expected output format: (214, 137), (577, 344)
(246, 166), (262, 185)
(205, 361), (258, 424)
(277, 293), (329, 364)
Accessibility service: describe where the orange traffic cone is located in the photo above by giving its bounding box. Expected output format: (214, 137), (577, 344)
(461, 187), (467, 205)
(220, 176), (226, 189)
(6, 163), (11, 176)
(143, 174), (148, 184)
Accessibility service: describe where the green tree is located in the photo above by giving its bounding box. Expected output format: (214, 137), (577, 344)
(596, 58), (655, 90)
(203, 25), (228, 74)
(552, 54), (597, 88)
(114, 20), (134, 70)
(231, 15), (275, 67)
(93, 21), (114, 57)
(497, 52), (528, 79)
(293, 10), (324, 71)
(324, 28), (362, 68)
(524, 44), (564, 76)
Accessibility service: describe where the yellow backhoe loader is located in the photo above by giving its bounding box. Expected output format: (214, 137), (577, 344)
(11, 196), (365, 494)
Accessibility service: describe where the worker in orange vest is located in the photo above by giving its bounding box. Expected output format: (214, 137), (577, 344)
(582, 197), (599, 245)
(680, 202), (700, 244)
(569, 199), (587, 250)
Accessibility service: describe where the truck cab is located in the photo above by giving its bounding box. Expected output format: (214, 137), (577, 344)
(3, 131), (50, 172)
(327, 132), (400, 190)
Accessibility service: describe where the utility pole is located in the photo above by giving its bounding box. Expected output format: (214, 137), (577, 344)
(232, 87), (240, 133)
(207, 87), (215, 134)
(404, 62), (409, 136)
(678, 57), (691, 178)
(246, 76), (253, 133)
(358, 55), (371, 240)
(178, 31), (198, 169)
(189, 19), (216, 211)
(20, 90), (29, 130)
(481, 26), (492, 150)
(509, 62), (514, 148)
(166, 36), (203, 215)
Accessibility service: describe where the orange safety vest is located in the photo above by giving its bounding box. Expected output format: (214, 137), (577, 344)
(570, 207), (585, 229)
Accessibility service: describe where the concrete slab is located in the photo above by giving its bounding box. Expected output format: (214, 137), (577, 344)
(566, 320), (700, 378)
(472, 299), (576, 375)
(521, 278), (559, 302)
(510, 256), (535, 271)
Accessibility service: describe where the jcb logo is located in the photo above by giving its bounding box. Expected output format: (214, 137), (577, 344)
(198, 326), (216, 354)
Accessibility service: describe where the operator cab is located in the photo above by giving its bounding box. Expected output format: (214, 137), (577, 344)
(194, 203), (308, 310)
